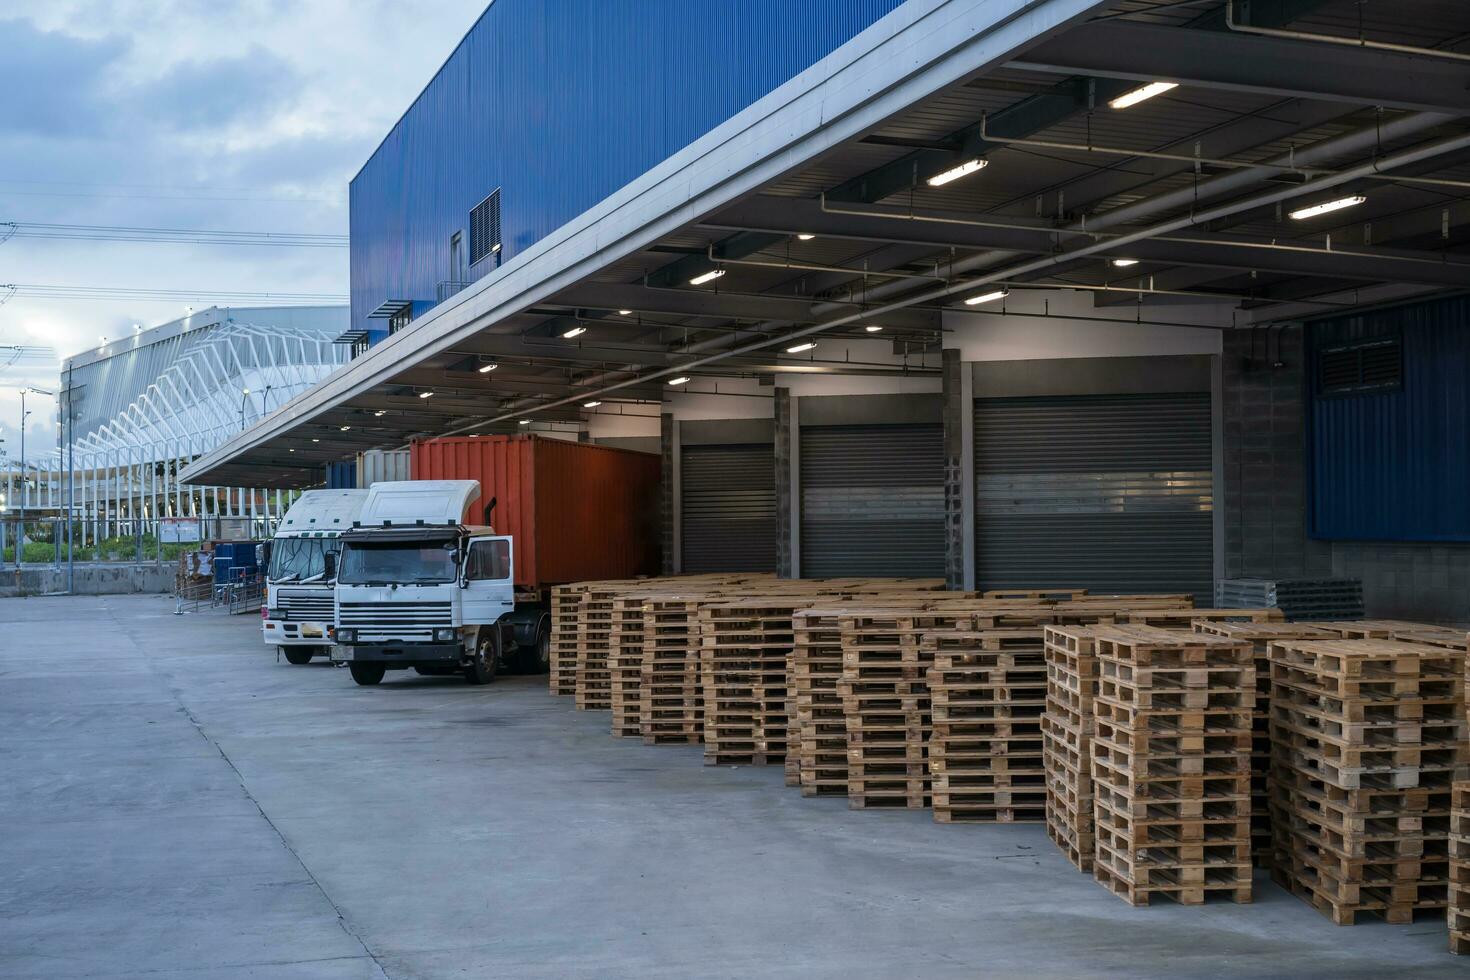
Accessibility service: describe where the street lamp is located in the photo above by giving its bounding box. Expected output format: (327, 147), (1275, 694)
(18, 386), (53, 519)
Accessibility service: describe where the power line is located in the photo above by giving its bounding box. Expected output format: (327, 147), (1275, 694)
(1, 221), (348, 248)
(4, 283), (347, 305)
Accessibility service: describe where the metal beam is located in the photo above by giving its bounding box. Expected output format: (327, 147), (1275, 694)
(1010, 21), (1470, 115)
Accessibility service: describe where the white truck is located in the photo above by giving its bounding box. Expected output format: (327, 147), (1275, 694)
(262, 488), (369, 664)
(329, 479), (541, 686)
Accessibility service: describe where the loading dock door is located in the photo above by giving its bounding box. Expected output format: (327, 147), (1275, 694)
(974, 392), (1213, 601)
(681, 443), (776, 573)
(800, 423), (945, 578)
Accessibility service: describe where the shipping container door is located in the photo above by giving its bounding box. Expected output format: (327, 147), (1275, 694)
(974, 392), (1213, 601)
(799, 423), (945, 577)
(681, 443), (775, 573)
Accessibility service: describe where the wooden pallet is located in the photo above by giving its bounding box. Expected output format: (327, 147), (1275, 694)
(698, 601), (795, 766)
(550, 583), (590, 696)
(1268, 636), (1468, 926)
(1453, 781), (1469, 954)
(1088, 626), (1255, 906)
(638, 595), (709, 744)
(609, 594), (649, 737)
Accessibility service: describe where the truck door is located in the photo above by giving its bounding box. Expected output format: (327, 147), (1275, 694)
(461, 536), (514, 627)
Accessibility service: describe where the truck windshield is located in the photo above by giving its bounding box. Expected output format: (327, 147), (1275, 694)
(338, 540), (457, 585)
(269, 537), (339, 583)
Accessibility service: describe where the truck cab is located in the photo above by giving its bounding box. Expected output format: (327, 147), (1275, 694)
(262, 489), (368, 664)
(330, 480), (529, 686)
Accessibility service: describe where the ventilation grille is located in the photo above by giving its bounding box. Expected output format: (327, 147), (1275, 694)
(1318, 336), (1402, 396)
(470, 189), (501, 266)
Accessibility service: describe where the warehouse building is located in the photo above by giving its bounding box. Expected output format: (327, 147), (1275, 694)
(183, 0), (1470, 621)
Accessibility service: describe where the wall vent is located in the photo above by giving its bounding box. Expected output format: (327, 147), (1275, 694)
(1318, 335), (1402, 396)
(470, 189), (501, 266)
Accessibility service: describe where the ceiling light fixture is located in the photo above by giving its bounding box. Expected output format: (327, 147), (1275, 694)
(668, 376), (690, 386)
(311, 438), (320, 443)
(926, 159), (987, 187)
(963, 288), (1010, 306)
(562, 326), (587, 338)
(617, 309), (632, 315)
(288, 448), (295, 453)
(1109, 81), (1178, 110)
(864, 325), (883, 333)
(583, 400), (602, 408)
(518, 419), (532, 425)
(1289, 195), (1367, 221)
(786, 341), (817, 354)
(374, 410), (386, 417)
(340, 426), (350, 431)
(797, 234), (815, 241)
(477, 361), (498, 374)
(689, 268), (726, 286)
(418, 390), (434, 399)
(1111, 258), (1139, 268)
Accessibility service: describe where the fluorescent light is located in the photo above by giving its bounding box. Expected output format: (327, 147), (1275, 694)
(340, 426), (351, 432)
(797, 234), (815, 241)
(311, 438), (320, 443)
(1289, 195), (1367, 221)
(288, 448), (295, 453)
(1109, 81), (1178, 110)
(1111, 258), (1139, 268)
(617, 309), (632, 315)
(864, 325), (883, 333)
(562, 326), (586, 338)
(374, 410), (386, 417)
(477, 362), (498, 373)
(963, 288), (1010, 306)
(786, 342), (817, 354)
(689, 269), (726, 286)
(668, 376), (690, 386)
(418, 390), (434, 399)
(926, 159), (986, 187)
(518, 419), (531, 425)
(583, 400), (602, 408)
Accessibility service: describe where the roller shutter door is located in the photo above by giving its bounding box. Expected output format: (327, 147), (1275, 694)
(681, 443), (775, 573)
(800, 423), (945, 578)
(975, 393), (1213, 601)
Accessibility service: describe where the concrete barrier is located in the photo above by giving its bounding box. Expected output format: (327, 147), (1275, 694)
(0, 564), (175, 598)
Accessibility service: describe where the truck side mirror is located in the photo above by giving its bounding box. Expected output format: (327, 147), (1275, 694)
(322, 552), (337, 582)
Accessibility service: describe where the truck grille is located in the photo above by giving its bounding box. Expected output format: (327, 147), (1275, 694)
(337, 601), (452, 643)
(277, 590), (335, 622)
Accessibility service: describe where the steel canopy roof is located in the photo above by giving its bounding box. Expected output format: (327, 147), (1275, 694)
(183, 0), (1470, 489)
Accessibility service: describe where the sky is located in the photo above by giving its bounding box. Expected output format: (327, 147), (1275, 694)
(0, 0), (486, 462)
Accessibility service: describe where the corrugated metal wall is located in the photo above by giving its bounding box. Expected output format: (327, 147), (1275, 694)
(1309, 294), (1470, 542)
(681, 443), (776, 573)
(974, 393), (1214, 602)
(349, 0), (904, 343)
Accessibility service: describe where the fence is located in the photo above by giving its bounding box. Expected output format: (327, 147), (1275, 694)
(0, 516), (277, 569)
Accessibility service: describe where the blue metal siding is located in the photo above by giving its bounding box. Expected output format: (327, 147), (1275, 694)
(325, 461), (357, 490)
(1309, 294), (1470, 541)
(349, 0), (905, 344)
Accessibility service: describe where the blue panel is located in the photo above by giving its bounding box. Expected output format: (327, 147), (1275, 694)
(349, 0), (904, 345)
(1309, 294), (1470, 541)
(325, 461), (357, 490)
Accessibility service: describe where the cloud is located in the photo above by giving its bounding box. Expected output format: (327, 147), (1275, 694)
(0, 19), (129, 137)
(130, 46), (303, 130)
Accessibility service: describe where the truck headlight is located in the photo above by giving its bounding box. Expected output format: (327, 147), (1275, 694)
(335, 628), (357, 643)
(433, 627), (457, 642)
(267, 607), (284, 620)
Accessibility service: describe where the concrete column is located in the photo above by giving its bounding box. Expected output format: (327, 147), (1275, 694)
(660, 411), (678, 575)
(774, 388), (795, 579)
(942, 349), (975, 592)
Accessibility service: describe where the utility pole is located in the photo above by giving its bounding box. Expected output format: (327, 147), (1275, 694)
(18, 386), (55, 521)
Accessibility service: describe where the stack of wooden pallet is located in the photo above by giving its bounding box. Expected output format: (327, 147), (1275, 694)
(549, 584), (587, 696)
(698, 600), (793, 766)
(609, 593), (649, 737)
(1091, 626), (1255, 907)
(792, 606), (853, 797)
(1453, 781), (1469, 954)
(639, 595), (708, 744)
(1194, 621), (1332, 866)
(1268, 636), (1466, 924)
(1042, 626), (1101, 871)
(575, 583), (625, 710)
(926, 629), (1047, 824)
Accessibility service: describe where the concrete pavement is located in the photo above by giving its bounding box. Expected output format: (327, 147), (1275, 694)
(1, 594), (1462, 978)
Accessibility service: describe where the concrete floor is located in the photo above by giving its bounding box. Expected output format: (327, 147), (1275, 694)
(1, 595), (1462, 979)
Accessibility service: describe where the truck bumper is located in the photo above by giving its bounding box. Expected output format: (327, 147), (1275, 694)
(331, 642), (461, 665)
(263, 621), (331, 645)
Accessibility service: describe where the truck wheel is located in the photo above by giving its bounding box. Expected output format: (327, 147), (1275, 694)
(349, 662), (386, 686)
(523, 625), (551, 674)
(282, 647), (314, 666)
(464, 633), (498, 685)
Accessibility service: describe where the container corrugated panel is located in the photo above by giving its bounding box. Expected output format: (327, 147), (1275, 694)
(1309, 294), (1470, 541)
(357, 449), (411, 487)
(409, 435), (660, 587)
(349, 0), (904, 344)
(325, 461), (357, 489)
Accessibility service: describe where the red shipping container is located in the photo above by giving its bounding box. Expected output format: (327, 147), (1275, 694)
(409, 435), (660, 589)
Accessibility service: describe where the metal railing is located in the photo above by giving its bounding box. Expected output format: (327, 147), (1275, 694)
(2, 517), (276, 569)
